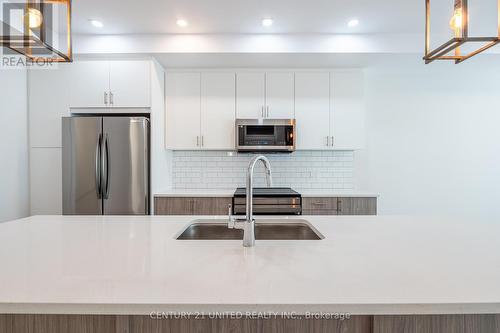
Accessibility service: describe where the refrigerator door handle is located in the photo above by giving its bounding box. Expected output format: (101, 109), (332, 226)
(95, 133), (102, 199)
(102, 133), (110, 200)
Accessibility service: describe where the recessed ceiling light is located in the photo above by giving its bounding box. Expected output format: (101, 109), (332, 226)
(176, 19), (188, 27)
(262, 18), (273, 27)
(347, 19), (359, 28)
(89, 19), (103, 28)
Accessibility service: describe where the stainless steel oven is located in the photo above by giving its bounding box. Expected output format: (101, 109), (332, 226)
(232, 187), (302, 215)
(236, 119), (296, 153)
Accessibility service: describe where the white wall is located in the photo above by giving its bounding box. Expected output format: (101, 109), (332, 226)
(0, 69), (30, 222)
(358, 55), (500, 218)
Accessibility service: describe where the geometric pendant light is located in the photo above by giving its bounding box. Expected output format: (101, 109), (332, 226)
(0, 0), (72, 63)
(424, 0), (500, 64)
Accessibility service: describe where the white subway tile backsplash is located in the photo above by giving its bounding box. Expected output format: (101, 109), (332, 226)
(172, 151), (355, 190)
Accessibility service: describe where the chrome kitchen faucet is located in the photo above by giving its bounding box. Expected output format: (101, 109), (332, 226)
(228, 155), (273, 247)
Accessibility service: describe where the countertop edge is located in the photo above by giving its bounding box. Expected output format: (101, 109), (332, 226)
(1, 303), (499, 316)
(154, 191), (380, 198)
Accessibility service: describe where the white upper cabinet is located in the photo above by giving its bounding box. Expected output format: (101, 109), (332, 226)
(165, 69), (365, 151)
(69, 60), (151, 109)
(166, 72), (236, 150)
(165, 72), (201, 150)
(69, 61), (109, 108)
(265, 72), (295, 119)
(201, 73), (236, 150)
(109, 61), (151, 108)
(236, 72), (294, 119)
(236, 72), (265, 119)
(295, 72), (330, 150)
(331, 71), (365, 150)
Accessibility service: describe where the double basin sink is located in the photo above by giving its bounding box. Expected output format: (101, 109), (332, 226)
(176, 219), (324, 241)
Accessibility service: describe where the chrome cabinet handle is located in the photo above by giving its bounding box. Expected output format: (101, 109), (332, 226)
(102, 134), (110, 199)
(330, 136), (334, 146)
(196, 136), (199, 146)
(95, 133), (102, 199)
(261, 106), (264, 118)
(104, 92), (108, 106)
(326, 136), (329, 146)
(266, 106), (269, 118)
(109, 92), (114, 106)
(201, 136), (204, 147)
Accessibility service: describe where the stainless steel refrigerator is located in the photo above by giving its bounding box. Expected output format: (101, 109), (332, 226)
(62, 116), (150, 215)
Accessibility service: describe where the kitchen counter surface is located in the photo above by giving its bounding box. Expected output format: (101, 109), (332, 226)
(0, 215), (499, 315)
(155, 189), (379, 198)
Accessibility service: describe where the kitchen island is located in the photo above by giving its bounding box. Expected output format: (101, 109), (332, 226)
(0, 215), (499, 333)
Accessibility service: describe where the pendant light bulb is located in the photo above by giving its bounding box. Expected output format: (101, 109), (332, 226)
(449, 7), (463, 30)
(26, 8), (43, 29)
(449, 0), (463, 32)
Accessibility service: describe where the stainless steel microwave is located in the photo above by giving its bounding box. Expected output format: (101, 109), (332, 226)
(236, 119), (296, 153)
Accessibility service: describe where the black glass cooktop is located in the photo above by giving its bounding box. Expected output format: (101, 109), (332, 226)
(234, 187), (300, 197)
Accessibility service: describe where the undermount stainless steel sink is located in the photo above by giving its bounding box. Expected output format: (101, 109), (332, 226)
(176, 219), (324, 241)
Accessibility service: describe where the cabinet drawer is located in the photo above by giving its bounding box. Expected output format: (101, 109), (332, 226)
(154, 197), (231, 215)
(338, 197), (377, 215)
(302, 197), (338, 211)
(302, 197), (377, 216)
(154, 197), (194, 215)
(193, 197), (231, 215)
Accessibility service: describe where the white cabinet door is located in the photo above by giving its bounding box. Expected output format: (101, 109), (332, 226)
(30, 148), (62, 215)
(29, 65), (70, 148)
(265, 72), (295, 119)
(331, 71), (365, 149)
(201, 73), (236, 150)
(109, 60), (151, 108)
(69, 61), (109, 108)
(236, 72), (265, 119)
(165, 72), (201, 150)
(295, 72), (331, 150)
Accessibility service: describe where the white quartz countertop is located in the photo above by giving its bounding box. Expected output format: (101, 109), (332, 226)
(0, 215), (499, 315)
(154, 189), (379, 198)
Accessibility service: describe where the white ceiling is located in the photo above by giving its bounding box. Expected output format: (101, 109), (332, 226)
(73, 0), (423, 35)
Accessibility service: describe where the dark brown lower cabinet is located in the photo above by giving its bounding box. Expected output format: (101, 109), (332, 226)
(302, 197), (339, 215)
(338, 197), (377, 215)
(154, 197), (231, 215)
(373, 315), (500, 333)
(155, 196), (377, 216)
(1, 314), (498, 333)
(302, 197), (377, 215)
